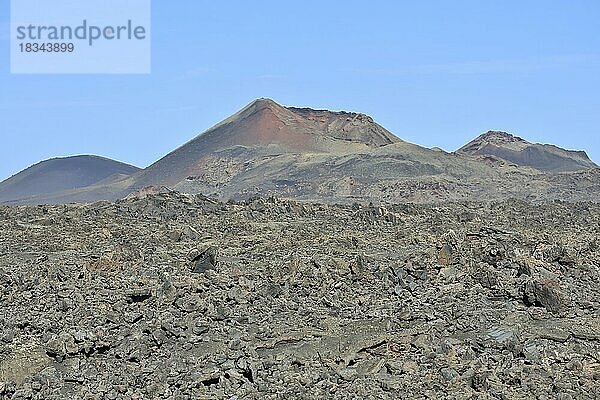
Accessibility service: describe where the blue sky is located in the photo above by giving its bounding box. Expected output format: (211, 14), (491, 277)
(1, 1), (599, 180)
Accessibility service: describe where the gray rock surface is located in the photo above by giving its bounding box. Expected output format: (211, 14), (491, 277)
(0, 193), (599, 398)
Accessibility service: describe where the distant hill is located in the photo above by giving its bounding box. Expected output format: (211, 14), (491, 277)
(2, 100), (599, 205)
(456, 131), (597, 172)
(130, 98), (401, 188)
(0, 155), (140, 204)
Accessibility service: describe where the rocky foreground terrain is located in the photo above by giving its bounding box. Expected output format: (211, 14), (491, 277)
(1, 193), (599, 399)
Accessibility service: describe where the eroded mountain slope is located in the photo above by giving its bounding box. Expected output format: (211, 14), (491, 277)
(0, 156), (140, 204)
(457, 131), (597, 173)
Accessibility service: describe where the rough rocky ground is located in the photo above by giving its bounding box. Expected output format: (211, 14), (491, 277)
(0, 193), (599, 399)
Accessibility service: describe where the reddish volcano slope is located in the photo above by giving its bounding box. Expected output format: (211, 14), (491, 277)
(131, 98), (401, 187)
(4, 100), (599, 205)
